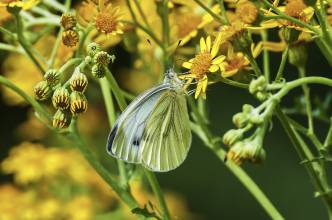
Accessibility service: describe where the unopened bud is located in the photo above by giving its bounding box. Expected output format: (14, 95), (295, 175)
(53, 109), (71, 128)
(44, 69), (60, 87)
(91, 64), (106, 78)
(52, 87), (70, 110)
(70, 91), (88, 115)
(223, 129), (243, 146)
(34, 81), (52, 101)
(70, 70), (88, 93)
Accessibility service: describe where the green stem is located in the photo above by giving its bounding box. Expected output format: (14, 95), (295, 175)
(245, 52), (262, 76)
(193, 0), (225, 24)
(188, 98), (284, 220)
(261, 0), (319, 34)
(0, 75), (51, 121)
(68, 121), (141, 211)
(58, 58), (83, 75)
(261, 30), (270, 82)
(275, 108), (332, 217)
(105, 69), (127, 112)
(121, 20), (164, 51)
(324, 118), (332, 149)
(275, 46), (289, 81)
(48, 28), (63, 69)
(0, 43), (24, 54)
(298, 67), (314, 134)
(144, 170), (171, 220)
(13, 12), (45, 74)
(99, 78), (128, 189)
(133, 0), (152, 30)
(216, 0), (229, 24)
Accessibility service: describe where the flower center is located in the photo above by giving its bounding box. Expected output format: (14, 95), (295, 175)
(285, 0), (307, 21)
(95, 12), (118, 34)
(190, 52), (212, 78)
(236, 1), (258, 24)
(226, 54), (246, 71)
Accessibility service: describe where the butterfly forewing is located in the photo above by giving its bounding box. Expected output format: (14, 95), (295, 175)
(141, 90), (192, 172)
(107, 85), (170, 163)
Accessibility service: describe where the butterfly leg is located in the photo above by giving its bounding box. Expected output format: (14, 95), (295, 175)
(187, 89), (196, 96)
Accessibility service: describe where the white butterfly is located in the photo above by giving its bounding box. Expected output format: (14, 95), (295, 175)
(106, 69), (192, 172)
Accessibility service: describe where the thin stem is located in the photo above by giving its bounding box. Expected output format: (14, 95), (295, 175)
(298, 67), (314, 134)
(0, 43), (24, 54)
(68, 122), (141, 211)
(58, 58), (83, 75)
(48, 28), (63, 69)
(13, 12), (45, 74)
(193, 0), (225, 24)
(261, 30), (270, 82)
(25, 17), (60, 28)
(189, 98), (284, 220)
(43, 0), (67, 12)
(144, 170), (171, 220)
(121, 20), (164, 51)
(275, 46), (289, 81)
(0, 75), (51, 121)
(275, 108), (332, 216)
(0, 26), (16, 39)
(216, 0), (229, 24)
(261, 0), (320, 34)
(99, 78), (128, 189)
(76, 24), (93, 58)
(133, 0), (152, 30)
(324, 118), (332, 149)
(245, 52), (262, 76)
(105, 69), (127, 112)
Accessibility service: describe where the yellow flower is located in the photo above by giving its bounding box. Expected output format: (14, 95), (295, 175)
(0, 0), (39, 10)
(260, 0), (316, 33)
(220, 43), (262, 78)
(2, 142), (47, 184)
(95, 1), (124, 36)
(65, 195), (94, 220)
(182, 34), (225, 99)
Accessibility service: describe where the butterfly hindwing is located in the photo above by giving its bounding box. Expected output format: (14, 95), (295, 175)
(140, 90), (192, 172)
(107, 84), (170, 163)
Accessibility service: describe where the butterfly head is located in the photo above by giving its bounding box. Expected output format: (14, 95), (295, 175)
(164, 69), (184, 86)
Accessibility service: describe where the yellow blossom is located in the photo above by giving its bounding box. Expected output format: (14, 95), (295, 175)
(182, 34), (225, 99)
(65, 195), (94, 220)
(220, 43), (262, 78)
(95, 1), (124, 36)
(0, 0), (39, 10)
(260, 0), (316, 33)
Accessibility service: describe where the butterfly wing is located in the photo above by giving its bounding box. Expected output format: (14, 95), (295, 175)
(107, 84), (170, 163)
(140, 90), (192, 172)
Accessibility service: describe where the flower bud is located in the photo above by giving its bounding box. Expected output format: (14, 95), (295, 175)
(70, 91), (88, 115)
(94, 51), (114, 66)
(226, 142), (245, 164)
(233, 112), (248, 128)
(70, 70), (88, 93)
(62, 30), (79, 47)
(91, 64), (106, 78)
(223, 129), (243, 146)
(44, 69), (60, 87)
(53, 109), (71, 129)
(52, 87), (70, 110)
(242, 104), (253, 113)
(242, 137), (265, 163)
(289, 45), (307, 68)
(87, 42), (101, 57)
(249, 76), (267, 95)
(34, 81), (52, 101)
(60, 13), (77, 30)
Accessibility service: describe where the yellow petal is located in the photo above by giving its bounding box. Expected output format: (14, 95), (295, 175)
(200, 37), (207, 52)
(212, 55), (225, 65)
(222, 69), (238, 78)
(211, 33), (222, 58)
(206, 36), (211, 52)
(202, 77), (208, 93)
(209, 64), (219, 73)
(182, 62), (192, 69)
(195, 83), (202, 99)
